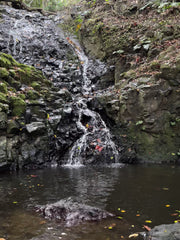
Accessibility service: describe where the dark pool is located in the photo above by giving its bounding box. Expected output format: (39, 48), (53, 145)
(1, 164), (180, 240)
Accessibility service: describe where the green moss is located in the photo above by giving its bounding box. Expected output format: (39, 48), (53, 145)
(31, 81), (41, 91)
(0, 67), (9, 79)
(27, 90), (40, 100)
(0, 83), (7, 94)
(19, 93), (26, 100)
(0, 92), (8, 104)
(10, 96), (26, 116)
(0, 53), (19, 68)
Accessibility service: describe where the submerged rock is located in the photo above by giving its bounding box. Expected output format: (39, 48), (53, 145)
(36, 198), (114, 226)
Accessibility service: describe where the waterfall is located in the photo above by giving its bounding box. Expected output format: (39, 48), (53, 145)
(64, 38), (119, 166)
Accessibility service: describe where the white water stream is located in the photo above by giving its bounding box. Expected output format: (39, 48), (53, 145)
(65, 38), (119, 166)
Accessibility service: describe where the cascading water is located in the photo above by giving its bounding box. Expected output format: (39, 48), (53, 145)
(0, 5), (120, 167)
(65, 39), (119, 166)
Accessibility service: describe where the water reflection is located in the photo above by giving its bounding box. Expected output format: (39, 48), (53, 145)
(0, 165), (180, 240)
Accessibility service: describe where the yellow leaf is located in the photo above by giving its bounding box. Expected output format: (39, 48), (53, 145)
(165, 205), (170, 207)
(129, 233), (139, 238)
(118, 208), (121, 211)
(86, 124), (89, 128)
(174, 220), (180, 223)
(121, 210), (126, 213)
(145, 220), (152, 223)
(117, 216), (123, 219)
(13, 201), (18, 204)
(76, 23), (81, 32)
(108, 227), (112, 230)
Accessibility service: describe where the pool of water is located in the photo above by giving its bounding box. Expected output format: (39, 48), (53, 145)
(1, 164), (180, 240)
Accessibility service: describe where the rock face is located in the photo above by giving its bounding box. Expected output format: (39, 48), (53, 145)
(67, 0), (180, 163)
(145, 223), (180, 240)
(0, 5), (118, 170)
(0, 5), (83, 170)
(36, 198), (114, 226)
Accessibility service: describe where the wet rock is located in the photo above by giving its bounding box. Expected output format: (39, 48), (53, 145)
(0, 111), (7, 130)
(36, 198), (114, 226)
(0, 136), (7, 162)
(145, 223), (180, 240)
(26, 122), (46, 134)
(7, 119), (19, 134)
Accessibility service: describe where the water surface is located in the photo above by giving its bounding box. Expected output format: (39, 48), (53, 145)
(0, 165), (180, 239)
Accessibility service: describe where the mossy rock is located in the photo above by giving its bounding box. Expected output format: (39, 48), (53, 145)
(0, 83), (7, 94)
(0, 67), (9, 79)
(7, 119), (20, 134)
(0, 92), (8, 104)
(31, 81), (41, 91)
(0, 52), (18, 68)
(27, 90), (41, 100)
(10, 96), (26, 117)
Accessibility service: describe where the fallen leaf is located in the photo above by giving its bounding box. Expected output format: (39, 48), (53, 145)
(145, 220), (152, 223)
(98, 147), (103, 152)
(121, 210), (126, 213)
(30, 175), (37, 178)
(13, 201), (18, 204)
(117, 216), (123, 219)
(39, 220), (46, 225)
(162, 188), (169, 191)
(97, 138), (101, 143)
(144, 225), (151, 231)
(129, 233), (139, 238)
(171, 213), (178, 216)
(165, 205), (170, 208)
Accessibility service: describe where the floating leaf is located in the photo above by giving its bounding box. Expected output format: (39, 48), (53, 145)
(121, 210), (126, 213)
(129, 233), (139, 238)
(110, 156), (114, 160)
(162, 188), (169, 191)
(165, 205), (170, 208)
(13, 201), (18, 204)
(118, 208), (121, 211)
(117, 216), (123, 219)
(145, 220), (152, 223)
(136, 214), (140, 217)
(174, 220), (180, 223)
(171, 213), (178, 216)
(144, 225), (151, 231)
(30, 175), (37, 178)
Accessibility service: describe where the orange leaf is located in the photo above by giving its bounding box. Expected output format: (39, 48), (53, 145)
(144, 225), (151, 231)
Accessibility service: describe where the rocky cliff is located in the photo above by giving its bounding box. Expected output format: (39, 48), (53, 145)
(62, 0), (180, 163)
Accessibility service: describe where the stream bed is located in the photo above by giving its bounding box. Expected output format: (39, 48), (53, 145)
(1, 164), (180, 240)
